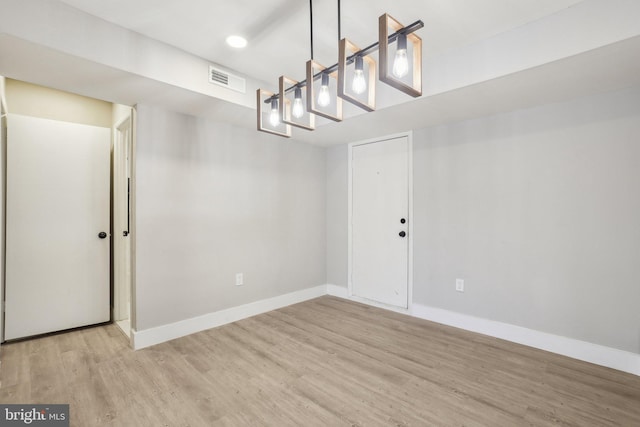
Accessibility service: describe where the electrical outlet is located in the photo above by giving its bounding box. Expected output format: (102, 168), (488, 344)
(456, 279), (464, 292)
(235, 273), (244, 286)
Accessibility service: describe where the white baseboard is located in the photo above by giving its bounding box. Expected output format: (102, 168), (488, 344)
(409, 304), (640, 377)
(325, 285), (639, 377)
(132, 283), (639, 377)
(132, 285), (327, 350)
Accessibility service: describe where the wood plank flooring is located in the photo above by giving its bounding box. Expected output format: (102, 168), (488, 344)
(1, 296), (639, 426)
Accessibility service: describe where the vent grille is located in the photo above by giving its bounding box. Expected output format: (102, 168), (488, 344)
(210, 69), (229, 85)
(208, 66), (246, 93)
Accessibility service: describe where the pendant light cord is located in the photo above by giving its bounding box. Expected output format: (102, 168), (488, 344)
(309, 0), (314, 60)
(338, 0), (341, 41)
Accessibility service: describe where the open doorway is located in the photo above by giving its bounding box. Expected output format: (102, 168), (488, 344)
(113, 108), (133, 337)
(1, 79), (134, 344)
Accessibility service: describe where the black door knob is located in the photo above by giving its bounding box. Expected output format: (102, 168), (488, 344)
(400, 218), (406, 224)
(399, 231), (406, 238)
(98, 232), (107, 239)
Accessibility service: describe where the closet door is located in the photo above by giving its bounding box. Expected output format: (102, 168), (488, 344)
(5, 114), (110, 340)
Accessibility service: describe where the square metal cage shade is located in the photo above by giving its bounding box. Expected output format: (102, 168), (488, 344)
(256, 89), (291, 138)
(279, 76), (315, 131)
(306, 59), (343, 122)
(379, 13), (422, 97)
(338, 38), (376, 112)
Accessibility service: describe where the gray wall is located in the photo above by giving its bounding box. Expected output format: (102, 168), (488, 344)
(413, 86), (640, 354)
(135, 105), (326, 331)
(326, 144), (348, 287)
(326, 86), (640, 354)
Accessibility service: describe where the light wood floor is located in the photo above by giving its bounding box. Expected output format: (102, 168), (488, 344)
(1, 296), (639, 426)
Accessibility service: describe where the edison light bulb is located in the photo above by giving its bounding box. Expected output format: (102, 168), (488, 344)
(317, 73), (331, 107)
(392, 33), (409, 78)
(292, 87), (304, 118)
(269, 99), (280, 126)
(352, 56), (366, 94)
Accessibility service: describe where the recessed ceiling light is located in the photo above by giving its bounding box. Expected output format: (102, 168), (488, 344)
(226, 35), (247, 49)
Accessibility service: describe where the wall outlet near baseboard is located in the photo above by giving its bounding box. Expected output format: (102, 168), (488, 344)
(235, 273), (244, 286)
(456, 279), (464, 292)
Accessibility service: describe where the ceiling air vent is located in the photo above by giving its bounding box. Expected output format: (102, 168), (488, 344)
(209, 66), (246, 93)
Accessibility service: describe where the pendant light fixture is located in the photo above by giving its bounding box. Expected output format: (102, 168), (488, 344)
(292, 87), (305, 118)
(269, 98), (280, 126)
(317, 73), (331, 107)
(392, 33), (409, 78)
(337, 0), (376, 112)
(257, 1), (423, 138)
(279, 75), (315, 131)
(338, 38), (376, 112)
(276, 0), (317, 132)
(257, 88), (291, 137)
(306, 0), (343, 122)
(379, 13), (422, 97)
(352, 56), (366, 94)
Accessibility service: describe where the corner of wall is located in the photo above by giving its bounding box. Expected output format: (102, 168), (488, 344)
(326, 284), (349, 299)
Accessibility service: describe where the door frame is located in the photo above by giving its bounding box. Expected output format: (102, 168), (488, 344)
(113, 113), (132, 326)
(0, 77), (6, 345)
(112, 108), (137, 346)
(347, 131), (414, 313)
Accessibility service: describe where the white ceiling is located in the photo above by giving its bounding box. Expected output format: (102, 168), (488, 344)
(4, 0), (640, 145)
(57, 0), (583, 86)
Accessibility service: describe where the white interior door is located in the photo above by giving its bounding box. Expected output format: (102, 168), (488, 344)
(5, 114), (110, 340)
(351, 135), (410, 308)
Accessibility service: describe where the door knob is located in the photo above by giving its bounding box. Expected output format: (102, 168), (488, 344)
(98, 232), (107, 239)
(399, 231), (406, 238)
(400, 218), (406, 224)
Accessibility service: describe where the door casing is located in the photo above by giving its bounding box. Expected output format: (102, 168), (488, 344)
(113, 113), (132, 325)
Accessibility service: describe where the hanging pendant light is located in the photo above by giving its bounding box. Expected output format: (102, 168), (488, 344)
(338, 37), (376, 112)
(269, 99), (280, 126)
(279, 76), (315, 131)
(256, 89), (291, 137)
(317, 73), (331, 107)
(292, 87), (305, 118)
(392, 33), (409, 78)
(352, 56), (367, 94)
(307, 60), (343, 122)
(379, 13), (422, 97)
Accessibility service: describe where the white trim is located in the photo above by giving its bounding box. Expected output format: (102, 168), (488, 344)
(407, 133), (414, 310)
(131, 285), (327, 350)
(407, 303), (640, 377)
(130, 283), (639, 376)
(113, 114), (132, 325)
(347, 131), (414, 310)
